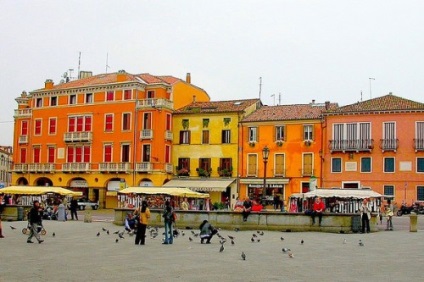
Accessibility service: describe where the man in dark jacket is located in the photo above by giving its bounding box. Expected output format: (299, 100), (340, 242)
(199, 220), (216, 244)
(70, 198), (79, 220)
(27, 200), (44, 244)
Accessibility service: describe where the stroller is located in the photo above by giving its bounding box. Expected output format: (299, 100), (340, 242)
(22, 221), (46, 236)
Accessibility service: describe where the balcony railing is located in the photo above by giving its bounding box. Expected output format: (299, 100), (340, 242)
(14, 109), (32, 118)
(414, 138), (424, 152)
(140, 129), (153, 139)
(62, 163), (91, 172)
(99, 163), (130, 173)
(28, 163), (55, 173)
(14, 164), (28, 173)
(165, 163), (173, 173)
(135, 162), (153, 172)
(380, 139), (399, 152)
(18, 135), (28, 144)
(136, 98), (174, 110)
(165, 130), (173, 141)
(329, 139), (374, 152)
(64, 132), (93, 143)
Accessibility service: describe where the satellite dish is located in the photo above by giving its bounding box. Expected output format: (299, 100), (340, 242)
(60, 79), (65, 84)
(63, 72), (68, 78)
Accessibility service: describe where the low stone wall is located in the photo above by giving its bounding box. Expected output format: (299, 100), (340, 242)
(1, 205), (31, 221)
(114, 208), (378, 233)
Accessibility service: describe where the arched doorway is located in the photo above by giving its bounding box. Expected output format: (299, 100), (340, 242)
(34, 177), (53, 187)
(16, 177), (28, 185)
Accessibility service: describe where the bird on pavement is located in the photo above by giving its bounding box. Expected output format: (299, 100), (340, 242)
(288, 252), (294, 258)
(231, 239), (235, 245)
(252, 234), (257, 238)
(113, 231), (119, 234)
(118, 233), (125, 239)
(256, 239), (261, 243)
(280, 237), (284, 241)
(228, 235), (235, 240)
(241, 252), (246, 260)
(343, 239), (347, 244)
(189, 237), (193, 242)
(234, 228), (240, 232)
(282, 248), (291, 253)
(102, 227), (107, 232)
(301, 239), (304, 245)
(257, 230), (261, 234)
(52, 232), (56, 237)
(251, 237), (255, 242)
(107, 230), (110, 235)
(219, 244), (225, 253)
(96, 232), (100, 237)
(181, 231), (185, 236)
(359, 240), (364, 246)
(259, 231), (264, 236)
(10, 226), (17, 230)
(115, 238), (119, 243)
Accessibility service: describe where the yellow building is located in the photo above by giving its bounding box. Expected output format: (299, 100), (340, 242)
(165, 99), (261, 209)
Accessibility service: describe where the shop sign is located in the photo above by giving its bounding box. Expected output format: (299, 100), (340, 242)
(70, 179), (88, 188)
(248, 184), (284, 189)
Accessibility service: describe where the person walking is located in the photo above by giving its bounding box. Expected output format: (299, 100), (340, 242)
(70, 197), (79, 220)
(0, 194), (5, 238)
(162, 201), (174, 244)
(359, 199), (371, 233)
(27, 200), (44, 244)
(135, 201), (150, 245)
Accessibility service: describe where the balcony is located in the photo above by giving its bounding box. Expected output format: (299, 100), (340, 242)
(414, 138), (424, 152)
(14, 109), (32, 118)
(136, 98), (174, 110)
(164, 163), (173, 173)
(62, 163), (91, 173)
(329, 139), (374, 152)
(380, 139), (399, 152)
(135, 162), (153, 172)
(140, 129), (153, 140)
(18, 135), (28, 144)
(99, 163), (130, 173)
(64, 132), (93, 143)
(28, 163), (55, 173)
(165, 130), (173, 141)
(14, 164), (28, 173)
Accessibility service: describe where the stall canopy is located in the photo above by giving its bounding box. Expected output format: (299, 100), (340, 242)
(0, 186), (83, 196)
(290, 188), (382, 199)
(162, 179), (235, 192)
(119, 187), (209, 198)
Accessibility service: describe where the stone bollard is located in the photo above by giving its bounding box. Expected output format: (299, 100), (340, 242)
(409, 213), (417, 232)
(84, 210), (92, 223)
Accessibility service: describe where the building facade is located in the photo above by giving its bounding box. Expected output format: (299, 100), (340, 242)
(0, 146), (13, 188)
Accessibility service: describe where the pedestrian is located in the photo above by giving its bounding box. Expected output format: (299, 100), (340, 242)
(273, 194), (280, 210)
(359, 198), (371, 233)
(27, 200), (44, 244)
(70, 197), (79, 220)
(311, 197), (325, 226)
(0, 193), (5, 238)
(162, 201), (174, 244)
(199, 219), (217, 244)
(385, 205), (394, 231)
(135, 201), (150, 245)
(242, 197), (252, 222)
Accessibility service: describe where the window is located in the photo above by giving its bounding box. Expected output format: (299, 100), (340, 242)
(36, 98), (43, 108)
(222, 130), (231, 144)
(121, 144), (130, 162)
(199, 158), (211, 171)
(47, 147), (55, 163)
(275, 126), (285, 141)
(49, 118), (57, 135)
(67, 146), (91, 163)
(179, 131), (191, 144)
(274, 154), (285, 176)
(105, 114), (113, 132)
(142, 144), (151, 162)
(203, 118), (209, 128)
(147, 90), (155, 99)
(122, 113), (131, 131)
(383, 122), (396, 150)
(69, 94), (76, 105)
(417, 158), (424, 173)
(361, 157), (371, 173)
(34, 119), (42, 135)
(303, 153), (313, 175)
(303, 125), (313, 140)
(247, 154), (257, 175)
(384, 157), (395, 173)
(20, 148), (26, 163)
(202, 130), (209, 144)
(416, 122), (424, 149)
(166, 114), (172, 131)
(332, 122), (372, 150)
(331, 158), (342, 173)
(21, 121), (28, 135)
(178, 158), (190, 170)
(342, 182), (359, 189)
(165, 145), (171, 163)
(123, 89), (132, 100)
(384, 185), (394, 197)
(85, 116), (92, 131)
(248, 127), (257, 142)
(417, 186), (424, 201)
(50, 96), (57, 106)
(106, 91), (114, 101)
(104, 144), (112, 162)
(220, 158), (232, 171)
(33, 147), (41, 163)
(143, 113), (151, 130)
(85, 93), (93, 104)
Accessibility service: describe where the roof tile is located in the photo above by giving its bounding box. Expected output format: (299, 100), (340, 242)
(175, 99), (261, 113)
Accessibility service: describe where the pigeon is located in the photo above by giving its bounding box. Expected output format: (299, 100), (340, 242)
(359, 240), (364, 246)
(102, 227), (107, 232)
(282, 248), (291, 253)
(189, 237), (193, 242)
(301, 239), (304, 245)
(113, 231), (119, 234)
(228, 235), (235, 240)
(256, 239), (261, 243)
(115, 238), (119, 243)
(343, 239), (347, 244)
(257, 230), (261, 234)
(231, 240), (235, 245)
(234, 228), (240, 232)
(107, 230), (110, 235)
(251, 237), (255, 242)
(52, 232), (56, 237)
(118, 233), (125, 239)
(219, 244), (224, 253)
(259, 231), (264, 236)
(194, 233), (199, 237)
(181, 231), (185, 236)
(252, 234), (257, 238)
(96, 232), (100, 237)
(241, 252), (246, 260)
(288, 252), (294, 258)
(191, 230), (196, 235)
(10, 226), (16, 230)
(280, 237), (284, 241)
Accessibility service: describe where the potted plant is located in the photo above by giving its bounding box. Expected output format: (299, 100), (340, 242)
(196, 167), (211, 177)
(177, 168), (189, 177)
(218, 167), (233, 177)
(249, 141), (256, 147)
(275, 140), (284, 147)
(304, 140), (312, 146)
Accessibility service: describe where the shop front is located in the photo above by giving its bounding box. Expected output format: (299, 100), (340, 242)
(239, 178), (289, 210)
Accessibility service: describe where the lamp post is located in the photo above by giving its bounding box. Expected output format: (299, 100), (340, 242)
(262, 146), (270, 207)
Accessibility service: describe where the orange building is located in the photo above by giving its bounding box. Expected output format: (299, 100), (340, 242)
(322, 93), (424, 205)
(12, 71), (209, 208)
(239, 101), (337, 208)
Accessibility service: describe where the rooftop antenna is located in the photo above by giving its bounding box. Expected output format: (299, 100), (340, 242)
(271, 94), (275, 105)
(77, 51), (81, 79)
(258, 77), (262, 100)
(360, 90), (363, 102)
(106, 52), (110, 73)
(278, 92), (281, 105)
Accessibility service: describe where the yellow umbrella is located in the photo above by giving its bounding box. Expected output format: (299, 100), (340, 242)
(0, 186), (82, 196)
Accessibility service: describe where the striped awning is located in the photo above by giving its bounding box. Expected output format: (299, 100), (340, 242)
(162, 178), (235, 192)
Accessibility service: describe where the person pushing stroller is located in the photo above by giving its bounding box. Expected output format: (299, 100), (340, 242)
(27, 200), (44, 244)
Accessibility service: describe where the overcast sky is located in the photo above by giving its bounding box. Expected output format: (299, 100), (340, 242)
(1, 0), (424, 146)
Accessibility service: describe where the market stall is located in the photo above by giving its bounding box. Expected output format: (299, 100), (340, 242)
(0, 186), (82, 205)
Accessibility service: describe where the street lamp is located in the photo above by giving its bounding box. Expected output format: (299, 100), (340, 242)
(262, 146), (270, 207)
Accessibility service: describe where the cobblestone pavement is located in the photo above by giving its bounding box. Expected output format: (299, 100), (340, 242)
(0, 212), (422, 282)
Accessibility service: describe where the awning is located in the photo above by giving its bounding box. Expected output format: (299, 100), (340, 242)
(162, 178), (235, 192)
(119, 187), (209, 198)
(0, 186), (83, 196)
(239, 178), (289, 185)
(290, 188), (382, 199)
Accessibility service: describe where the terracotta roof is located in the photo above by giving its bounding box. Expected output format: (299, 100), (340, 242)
(136, 73), (170, 84)
(174, 99), (261, 114)
(335, 93), (424, 113)
(242, 103), (338, 122)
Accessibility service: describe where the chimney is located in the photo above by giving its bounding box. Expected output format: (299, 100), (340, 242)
(117, 70), (126, 82)
(186, 72), (191, 84)
(44, 79), (54, 89)
(79, 71), (93, 79)
(193, 95), (196, 103)
(325, 101), (330, 110)
(311, 99), (315, 104)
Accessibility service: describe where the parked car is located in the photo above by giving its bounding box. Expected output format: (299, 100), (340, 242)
(77, 197), (99, 210)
